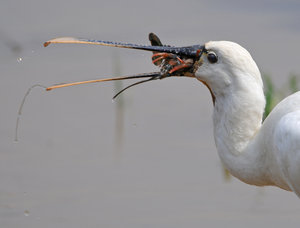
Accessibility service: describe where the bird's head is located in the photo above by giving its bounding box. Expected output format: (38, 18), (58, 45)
(194, 41), (263, 104)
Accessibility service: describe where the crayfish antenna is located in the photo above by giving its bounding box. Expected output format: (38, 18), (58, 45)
(15, 84), (48, 141)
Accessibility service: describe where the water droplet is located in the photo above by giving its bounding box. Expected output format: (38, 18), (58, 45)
(17, 57), (23, 63)
(24, 210), (30, 216)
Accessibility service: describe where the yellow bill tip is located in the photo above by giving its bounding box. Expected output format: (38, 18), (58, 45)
(43, 37), (80, 47)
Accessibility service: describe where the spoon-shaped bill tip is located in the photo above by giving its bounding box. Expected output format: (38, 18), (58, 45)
(44, 37), (87, 47)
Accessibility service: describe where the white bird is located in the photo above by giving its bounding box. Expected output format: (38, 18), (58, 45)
(197, 41), (300, 197)
(44, 34), (300, 197)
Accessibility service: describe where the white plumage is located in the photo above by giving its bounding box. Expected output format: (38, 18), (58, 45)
(196, 41), (300, 197)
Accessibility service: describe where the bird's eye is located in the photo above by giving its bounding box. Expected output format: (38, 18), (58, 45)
(207, 52), (218, 64)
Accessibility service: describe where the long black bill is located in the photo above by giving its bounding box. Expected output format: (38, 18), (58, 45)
(44, 37), (204, 58)
(46, 72), (162, 100)
(46, 72), (160, 90)
(44, 35), (206, 99)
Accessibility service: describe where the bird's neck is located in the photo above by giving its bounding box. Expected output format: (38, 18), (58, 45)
(212, 81), (269, 186)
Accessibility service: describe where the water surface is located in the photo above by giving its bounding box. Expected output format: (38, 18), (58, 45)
(1, 1), (300, 227)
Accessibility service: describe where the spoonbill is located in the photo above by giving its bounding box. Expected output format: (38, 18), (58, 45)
(44, 33), (300, 197)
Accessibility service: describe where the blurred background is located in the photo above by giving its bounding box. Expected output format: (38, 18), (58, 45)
(1, 0), (300, 227)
